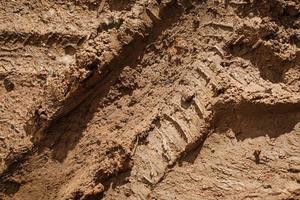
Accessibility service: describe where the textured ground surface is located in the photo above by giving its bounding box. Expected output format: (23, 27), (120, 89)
(0, 0), (299, 199)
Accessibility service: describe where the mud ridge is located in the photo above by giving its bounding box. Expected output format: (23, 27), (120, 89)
(0, 30), (86, 47)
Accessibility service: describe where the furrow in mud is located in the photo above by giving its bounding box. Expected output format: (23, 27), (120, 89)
(25, 0), (183, 143)
(0, 1), (188, 199)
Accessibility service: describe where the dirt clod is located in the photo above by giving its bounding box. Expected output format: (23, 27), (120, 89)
(3, 78), (14, 92)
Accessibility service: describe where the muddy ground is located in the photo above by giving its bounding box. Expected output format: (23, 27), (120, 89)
(0, 0), (299, 199)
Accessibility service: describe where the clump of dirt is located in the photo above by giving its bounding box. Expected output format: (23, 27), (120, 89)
(0, 0), (299, 199)
(227, 16), (299, 83)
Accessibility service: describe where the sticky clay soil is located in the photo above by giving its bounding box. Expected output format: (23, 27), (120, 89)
(0, 0), (300, 199)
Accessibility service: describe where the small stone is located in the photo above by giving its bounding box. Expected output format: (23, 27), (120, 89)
(3, 78), (15, 92)
(253, 149), (261, 164)
(181, 91), (195, 103)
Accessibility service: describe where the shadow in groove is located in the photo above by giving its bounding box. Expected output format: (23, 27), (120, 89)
(213, 101), (300, 141)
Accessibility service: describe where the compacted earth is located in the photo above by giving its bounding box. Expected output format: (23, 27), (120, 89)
(0, 0), (299, 199)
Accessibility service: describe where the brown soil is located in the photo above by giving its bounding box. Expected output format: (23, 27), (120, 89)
(0, 0), (299, 199)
